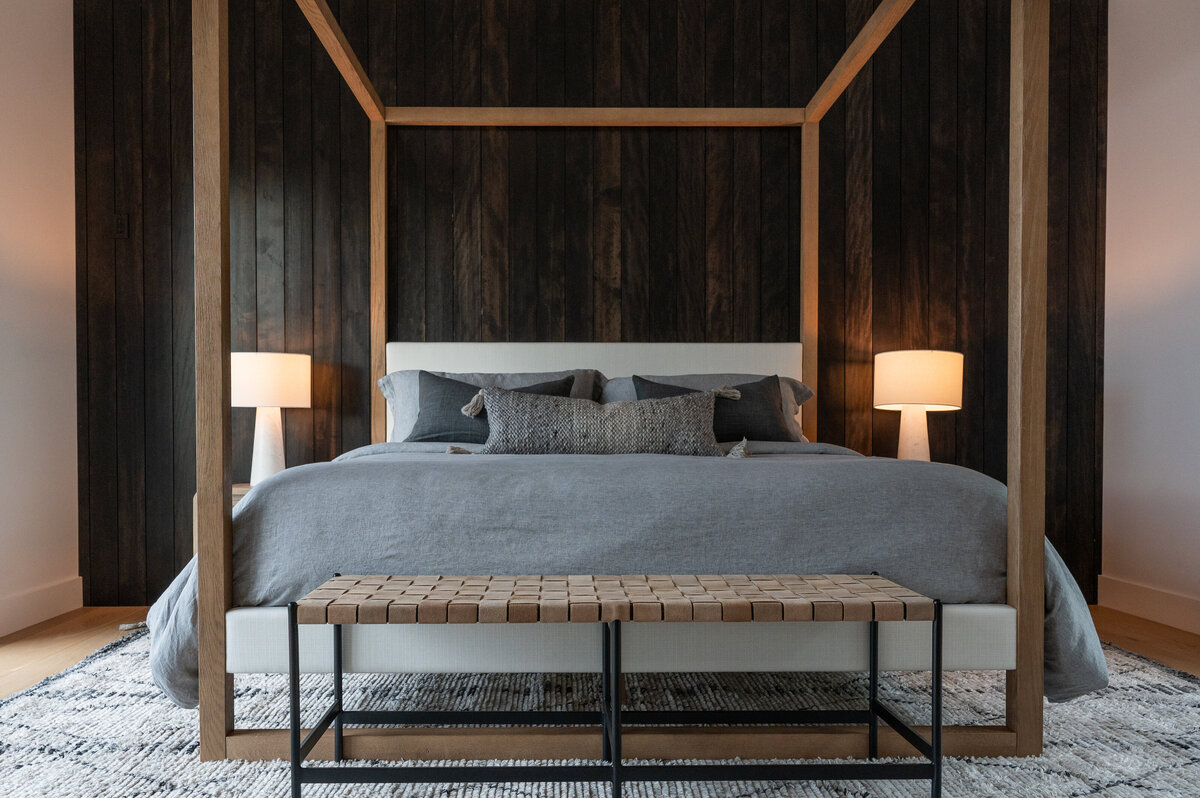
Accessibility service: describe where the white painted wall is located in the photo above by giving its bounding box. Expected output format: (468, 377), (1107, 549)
(0, 0), (81, 637)
(1101, 0), (1200, 634)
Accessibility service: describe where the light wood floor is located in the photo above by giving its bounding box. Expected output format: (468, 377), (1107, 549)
(0, 605), (1196, 701)
(1090, 605), (1200, 677)
(0, 606), (147, 699)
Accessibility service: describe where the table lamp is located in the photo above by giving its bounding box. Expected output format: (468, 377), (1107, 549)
(231, 352), (312, 485)
(873, 350), (963, 461)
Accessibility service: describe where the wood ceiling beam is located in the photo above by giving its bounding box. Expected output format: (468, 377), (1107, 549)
(294, 0), (384, 122)
(805, 0), (915, 123)
(383, 106), (806, 127)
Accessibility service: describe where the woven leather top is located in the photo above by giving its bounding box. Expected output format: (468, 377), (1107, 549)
(295, 574), (935, 625)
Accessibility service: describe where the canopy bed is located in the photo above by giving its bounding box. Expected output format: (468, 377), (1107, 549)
(188, 0), (1053, 765)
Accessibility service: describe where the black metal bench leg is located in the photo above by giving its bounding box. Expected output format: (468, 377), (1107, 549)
(869, 618), (879, 759)
(931, 599), (943, 798)
(601, 623), (612, 762)
(288, 602), (302, 798)
(333, 623), (344, 763)
(608, 621), (622, 798)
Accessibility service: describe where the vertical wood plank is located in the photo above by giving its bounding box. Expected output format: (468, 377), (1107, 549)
(83, 0), (118, 606)
(760, 0), (790, 345)
(338, 0), (371, 449)
(563, 0), (594, 341)
(956, 0), (987, 474)
(113, 0), (148, 604)
(674, 0), (705, 343)
(870, 3), (902, 456)
(507, 0), (537, 341)
(927, 0), (959, 463)
(1007, 0), (1049, 757)
(254, 0), (285, 359)
(647, 0), (678, 342)
(536, 0), (566, 341)
(620, 0), (649, 341)
(801, 120), (819, 442)
(393, 0), (426, 342)
(982, 0), (1010, 483)
(370, 121), (388, 442)
(843, 0), (874, 454)
(480, 0), (510, 341)
(283, 0), (315, 462)
(453, 0), (482, 342)
(1093, 0), (1107, 604)
(816, 0), (846, 445)
(424, 0), (454, 341)
(73, 0), (92, 604)
(704, 0), (732, 342)
(311, 0), (343, 461)
(731, 0), (762, 343)
(592, 0), (621, 341)
(229, 0), (256, 482)
(1065, 0), (1099, 602)
(1044, 0), (1071, 584)
(171, 0), (197, 575)
(192, 0), (233, 761)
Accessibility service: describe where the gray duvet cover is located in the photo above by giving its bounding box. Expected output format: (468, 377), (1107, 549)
(148, 441), (1106, 708)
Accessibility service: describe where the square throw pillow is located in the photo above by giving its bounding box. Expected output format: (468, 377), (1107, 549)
(405, 371), (575, 444)
(602, 372), (812, 441)
(471, 387), (726, 456)
(379, 368), (604, 441)
(633, 374), (793, 442)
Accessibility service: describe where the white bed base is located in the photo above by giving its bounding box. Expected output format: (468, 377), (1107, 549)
(227, 605), (1016, 674)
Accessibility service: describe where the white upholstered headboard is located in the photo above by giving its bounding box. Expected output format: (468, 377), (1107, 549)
(384, 342), (804, 439)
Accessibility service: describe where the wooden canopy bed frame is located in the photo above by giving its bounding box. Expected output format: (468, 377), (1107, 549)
(192, 0), (1049, 763)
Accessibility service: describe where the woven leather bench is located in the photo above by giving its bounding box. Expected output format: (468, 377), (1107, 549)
(287, 574), (944, 797)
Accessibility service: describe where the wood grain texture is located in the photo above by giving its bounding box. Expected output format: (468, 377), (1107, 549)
(77, 0), (1106, 607)
(1006, 0), (1050, 757)
(192, 0), (233, 761)
(806, 0), (915, 122)
(293, 0), (383, 120)
(369, 121), (387, 443)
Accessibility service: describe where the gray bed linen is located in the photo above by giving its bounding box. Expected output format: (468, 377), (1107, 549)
(147, 441), (1106, 708)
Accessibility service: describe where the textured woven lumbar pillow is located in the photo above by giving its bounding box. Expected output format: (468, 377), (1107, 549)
(466, 386), (732, 456)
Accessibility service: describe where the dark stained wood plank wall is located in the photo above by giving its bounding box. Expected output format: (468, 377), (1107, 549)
(74, 0), (1109, 603)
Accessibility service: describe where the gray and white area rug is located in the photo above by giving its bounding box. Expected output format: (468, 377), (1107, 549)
(1, 631), (1197, 797)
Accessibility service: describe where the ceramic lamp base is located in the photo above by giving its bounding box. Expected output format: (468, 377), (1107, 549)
(250, 405), (286, 485)
(897, 405), (931, 461)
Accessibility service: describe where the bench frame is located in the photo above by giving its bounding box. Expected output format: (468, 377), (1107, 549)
(287, 601), (945, 797)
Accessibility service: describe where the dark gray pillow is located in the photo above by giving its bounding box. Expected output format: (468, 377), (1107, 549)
(633, 374), (793, 442)
(473, 388), (725, 456)
(405, 371), (575, 444)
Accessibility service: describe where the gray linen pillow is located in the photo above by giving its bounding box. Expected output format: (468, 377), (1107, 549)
(405, 371), (576, 444)
(472, 388), (726, 456)
(379, 368), (605, 441)
(633, 375), (793, 442)
(603, 373), (811, 441)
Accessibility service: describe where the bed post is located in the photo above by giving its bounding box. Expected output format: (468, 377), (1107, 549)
(800, 121), (819, 443)
(1006, 0), (1049, 756)
(370, 121), (387, 444)
(193, 0), (233, 762)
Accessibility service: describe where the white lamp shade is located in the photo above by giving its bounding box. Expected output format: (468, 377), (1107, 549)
(873, 350), (963, 411)
(231, 352), (312, 408)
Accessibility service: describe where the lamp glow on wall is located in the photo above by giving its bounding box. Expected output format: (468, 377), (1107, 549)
(231, 352), (312, 485)
(873, 350), (964, 461)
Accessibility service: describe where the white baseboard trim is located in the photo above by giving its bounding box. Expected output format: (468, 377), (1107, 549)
(0, 575), (83, 639)
(1098, 574), (1200, 636)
